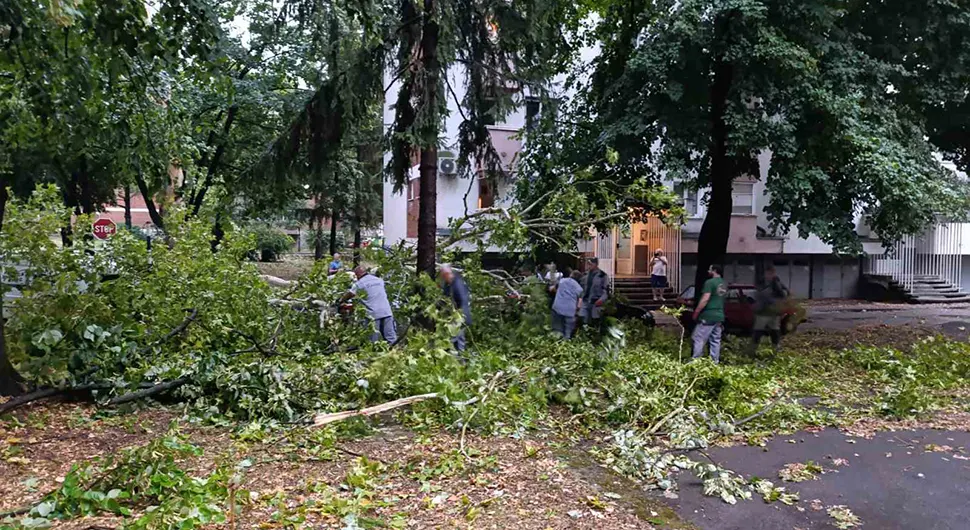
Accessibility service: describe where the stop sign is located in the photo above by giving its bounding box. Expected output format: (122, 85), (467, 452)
(92, 218), (117, 240)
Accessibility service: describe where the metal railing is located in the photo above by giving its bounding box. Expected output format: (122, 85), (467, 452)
(865, 222), (964, 293)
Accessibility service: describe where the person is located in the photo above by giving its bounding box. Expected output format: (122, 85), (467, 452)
(544, 263), (563, 289)
(342, 265), (396, 343)
(650, 249), (668, 301)
(552, 270), (583, 339)
(749, 266), (789, 355)
(441, 264), (472, 351)
(328, 253), (342, 276)
(691, 264), (727, 363)
(579, 257), (610, 338)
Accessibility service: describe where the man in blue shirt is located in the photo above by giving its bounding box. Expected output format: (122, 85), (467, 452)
(440, 264), (471, 351)
(552, 270), (583, 339)
(343, 265), (396, 343)
(328, 253), (342, 276)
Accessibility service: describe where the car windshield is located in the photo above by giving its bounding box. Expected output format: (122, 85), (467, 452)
(680, 285), (695, 300)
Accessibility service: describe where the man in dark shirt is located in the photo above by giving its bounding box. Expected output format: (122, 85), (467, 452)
(749, 266), (789, 355)
(441, 264), (471, 351)
(579, 258), (610, 339)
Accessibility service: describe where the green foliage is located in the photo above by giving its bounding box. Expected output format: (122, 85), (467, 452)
(248, 225), (293, 262)
(2, 429), (242, 530)
(548, 0), (970, 252)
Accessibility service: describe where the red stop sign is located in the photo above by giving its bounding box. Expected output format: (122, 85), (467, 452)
(92, 218), (117, 240)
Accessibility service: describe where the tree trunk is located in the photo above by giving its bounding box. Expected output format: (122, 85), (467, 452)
(211, 212), (225, 253)
(416, 0), (440, 277)
(693, 56), (735, 298)
(0, 179), (24, 397)
(76, 157), (96, 215)
(329, 209), (340, 257)
(353, 221), (362, 266)
(192, 105), (238, 217)
(313, 213), (325, 261)
(134, 167), (165, 231)
(123, 184), (132, 229)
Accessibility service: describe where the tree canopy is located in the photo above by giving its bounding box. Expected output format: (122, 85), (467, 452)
(536, 0), (970, 291)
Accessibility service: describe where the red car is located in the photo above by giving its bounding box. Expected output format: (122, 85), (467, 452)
(677, 284), (805, 335)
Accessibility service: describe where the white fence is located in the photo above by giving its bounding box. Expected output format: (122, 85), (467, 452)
(866, 222), (964, 292)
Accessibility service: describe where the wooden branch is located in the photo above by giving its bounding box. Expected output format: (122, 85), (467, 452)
(0, 505), (31, 518)
(313, 393), (439, 426)
(0, 382), (111, 415)
(260, 274), (294, 288)
(0, 387), (63, 415)
(138, 308), (198, 355)
(106, 377), (190, 406)
(733, 392), (788, 427)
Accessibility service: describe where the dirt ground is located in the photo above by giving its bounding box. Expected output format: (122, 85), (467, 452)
(255, 259), (316, 281)
(0, 405), (658, 529)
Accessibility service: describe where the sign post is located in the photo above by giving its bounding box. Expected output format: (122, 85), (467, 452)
(92, 218), (117, 240)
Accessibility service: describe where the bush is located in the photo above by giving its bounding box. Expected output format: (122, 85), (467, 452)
(249, 225), (293, 262)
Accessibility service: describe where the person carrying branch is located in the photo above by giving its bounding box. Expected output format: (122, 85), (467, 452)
(342, 265), (397, 343)
(440, 264), (472, 351)
(749, 266), (789, 355)
(691, 264), (727, 364)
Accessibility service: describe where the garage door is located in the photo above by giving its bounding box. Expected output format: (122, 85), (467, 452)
(772, 259), (811, 299)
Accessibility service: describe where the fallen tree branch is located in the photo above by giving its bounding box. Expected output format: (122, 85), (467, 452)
(733, 392), (789, 428)
(138, 308), (199, 355)
(0, 505), (31, 518)
(260, 274), (293, 288)
(646, 375), (699, 434)
(0, 311), (198, 415)
(0, 382), (111, 415)
(313, 393), (439, 426)
(106, 377), (191, 406)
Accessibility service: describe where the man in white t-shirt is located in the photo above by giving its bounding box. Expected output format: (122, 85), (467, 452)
(650, 249), (668, 301)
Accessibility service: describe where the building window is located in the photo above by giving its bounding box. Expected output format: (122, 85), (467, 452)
(674, 184), (698, 216)
(525, 96), (541, 129)
(732, 182), (754, 215)
(407, 178), (420, 238)
(478, 177), (495, 209)
(482, 97), (497, 126)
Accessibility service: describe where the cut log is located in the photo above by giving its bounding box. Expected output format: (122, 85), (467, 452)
(260, 274), (294, 288)
(313, 393), (439, 426)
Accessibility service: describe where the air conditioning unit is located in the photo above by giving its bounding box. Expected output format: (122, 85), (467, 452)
(438, 151), (457, 177)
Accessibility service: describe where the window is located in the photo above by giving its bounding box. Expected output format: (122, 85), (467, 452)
(732, 182), (754, 215)
(407, 178), (420, 238)
(478, 177), (495, 209)
(674, 183), (698, 216)
(525, 96), (541, 129)
(482, 98), (497, 126)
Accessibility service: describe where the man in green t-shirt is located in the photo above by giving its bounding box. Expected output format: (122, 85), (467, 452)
(692, 264), (727, 363)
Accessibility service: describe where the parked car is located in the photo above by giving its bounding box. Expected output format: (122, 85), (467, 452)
(676, 284), (805, 335)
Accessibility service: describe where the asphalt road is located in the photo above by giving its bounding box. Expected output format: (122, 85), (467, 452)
(803, 303), (970, 340)
(667, 428), (970, 530)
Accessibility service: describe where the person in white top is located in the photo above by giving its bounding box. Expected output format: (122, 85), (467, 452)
(543, 263), (563, 290)
(650, 249), (668, 301)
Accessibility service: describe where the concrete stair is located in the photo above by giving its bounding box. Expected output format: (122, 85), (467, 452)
(891, 275), (970, 303)
(612, 277), (679, 310)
